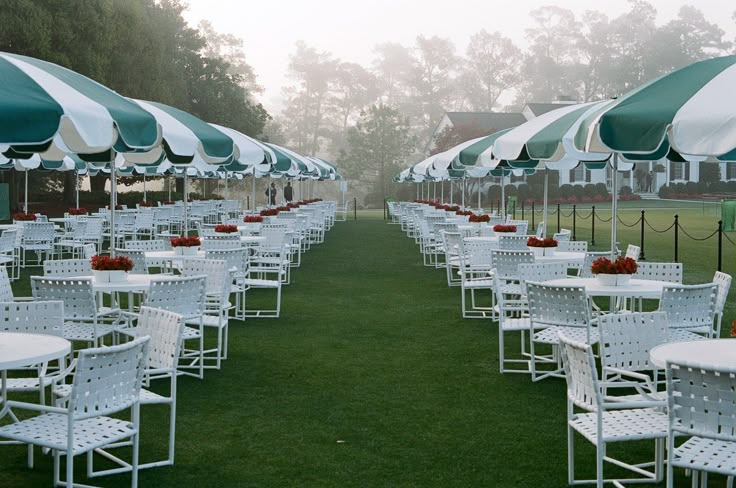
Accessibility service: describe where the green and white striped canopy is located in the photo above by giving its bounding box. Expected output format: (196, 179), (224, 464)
(574, 55), (736, 160)
(0, 52), (161, 160)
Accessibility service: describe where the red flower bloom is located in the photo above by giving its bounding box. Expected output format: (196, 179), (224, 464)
(90, 255), (134, 272)
(243, 215), (264, 223)
(67, 208), (88, 216)
(493, 224), (517, 233)
(170, 236), (201, 247)
(527, 237), (558, 248)
(591, 256), (638, 275)
(13, 212), (37, 221)
(468, 214), (491, 223)
(162, 200), (176, 205)
(215, 224), (238, 234)
(259, 209), (279, 217)
(139, 201), (155, 207)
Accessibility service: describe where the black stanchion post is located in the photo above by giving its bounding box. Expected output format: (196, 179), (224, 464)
(640, 210), (646, 261)
(674, 214), (679, 262)
(572, 205), (577, 240)
(521, 201), (525, 220)
(591, 206), (596, 245)
(354, 197), (357, 220)
(718, 220), (723, 272)
(557, 203), (561, 233)
(531, 202), (535, 229)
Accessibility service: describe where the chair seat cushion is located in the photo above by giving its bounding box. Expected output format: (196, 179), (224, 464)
(63, 322), (116, 342)
(534, 326), (599, 345)
(570, 408), (667, 444)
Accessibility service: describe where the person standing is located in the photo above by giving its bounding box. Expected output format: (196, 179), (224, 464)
(284, 181), (294, 203)
(646, 171), (653, 192)
(265, 182), (277, 206)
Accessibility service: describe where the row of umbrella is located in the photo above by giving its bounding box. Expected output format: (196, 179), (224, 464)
(0, 51), (341, 254)
(397, 54), (736, 256)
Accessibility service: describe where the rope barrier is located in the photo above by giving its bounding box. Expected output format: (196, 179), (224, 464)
(616, 215), (642, 228)
(576, 210), (594, 220)
(560, 209), (575, 218)
(722, 231), (736, 247)
(596, 214), (613, 223)
(644, 217), (675, 234)
(677, 224), (719, 242)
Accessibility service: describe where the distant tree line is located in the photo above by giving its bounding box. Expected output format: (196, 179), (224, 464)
(0, 0), (270, 206)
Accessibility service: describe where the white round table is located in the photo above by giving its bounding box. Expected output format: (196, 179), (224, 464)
(650, 339), (736, 369)
(0, 332), (71, 403)
(535, 251), (585, 265)
(464, 236), (499, 244)
(544, 277), (671, 299)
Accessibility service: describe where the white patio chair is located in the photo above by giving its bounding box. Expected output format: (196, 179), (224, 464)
(665, 360), (736, 488)
(143, 275), (206, 379)
(182, 259), (234, 369)
(0, 300), (65, 404)
(526, 281), (597, 382)
(657, 283), (718, 337)
(201, 235), (241, 251)
(241, 245), (286, 318)
(43, 258), (91, 277)
(458, 239), (495, 319)
(493, 272), (534, 374)
(115, 249), (149, 275)
(625, 244), (641, 260)
(20, 221), (56, 267)
(0, 336), (149, 488)
(491, 250), (534, 296)
(0, 229), (18, 279)
(497, 234), (529, 251)
(66, 307), (185, 474)
(441, 231), (464, 287)
(712, 271), (732, 338)
(553, 229), (571, 242)
(557, 240), (588, 253)
(506, 219), (528, 235)
(535, 222), (544, 238)
(125, 239), (168, 251)
(31, 276), (120, 347)
(633, 262), (683, 283)
(559, 334), (667, 487)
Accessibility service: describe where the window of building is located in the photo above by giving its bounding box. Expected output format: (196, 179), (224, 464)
(670, 161), (688, 181)
(569, 165), (590, 183)
(727, 162), (736, 180)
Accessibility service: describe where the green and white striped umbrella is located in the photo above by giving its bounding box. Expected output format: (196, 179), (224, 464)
(574, 55), (736, 160)
(0, 52), (161, 160)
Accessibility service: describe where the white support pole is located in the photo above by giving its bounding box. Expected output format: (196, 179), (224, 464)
(251, 173), (256, 210)
(440, 180), (444, 203)
(143, 173), (147, 202)
(24, 170), (28, 213)
(500, 172), (506, 219)
(542, 169), (549, 237)
(75, 170), (80, 209)
(461, 176), (466, 208)
(450, 180), (453, 204)
(184, 172), (189, 235)
(611, 155), (619, 258)
(477, 177), (482, 210)
(224, 173), (229, 199)
(110, 153), (117, 257)
(168, 175), (172, 201)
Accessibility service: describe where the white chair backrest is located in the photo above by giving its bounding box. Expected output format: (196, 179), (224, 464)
(0, 229), (17, 252)
(506, 220), (528, 236)
(658, 283), (718, 329)
(527, 282), (591, 329)
(535, 222), (544, 238)
(0, 267), (14, 302)
(598, 312), (668, 373)
(182, 258), (231, 297)
(625, 244), (641, 260)
(202, 236), (242, 251)
(580, 252), (612, 278)
(713, 271), (732, 315)
(557, 240), (588, 253)
(31, 277), (98, 319)
(22, 222), (55, 242)
(0, 300), (64, 336)
(633, 262), (683, 283)
(462, 240), (496, 270)
(69, 336), (149, 420)
(145, 275), (206, 319)
(205, 248), (246, 274)
(82, 243), (97, 259)
(492, 250), (534, 280)
(441, 231), (463, 258)
(43, 259), (92, 277)
(125, 239), (167, 251)
(559, 334), (600, 412)
(553, 230), (571, 242)
(136, 306), (184, 371)
(498, 235), (529, 251)
(518, 262), (568, 295)
(115, 249), (148, 274)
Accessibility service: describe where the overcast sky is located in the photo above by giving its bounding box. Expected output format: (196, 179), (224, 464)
(183, 0), (736, 113)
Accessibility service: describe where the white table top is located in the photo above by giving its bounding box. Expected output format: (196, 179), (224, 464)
(535, 251), (585, 264)
(464, 236), (499, 243)
(543, 277), (671, 298)
(0, 224), (20, 230)
(144, 250), (206, 261)
(240, 236), (265, 243)
(49, 217), (74, 223)
(650, 339), (736, 369)
(61, 274), (159, 293)
(0, 332), (71, 370)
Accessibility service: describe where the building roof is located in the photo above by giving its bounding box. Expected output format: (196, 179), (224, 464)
(523, 102), (575, 118)
(443, 112), (527, 131)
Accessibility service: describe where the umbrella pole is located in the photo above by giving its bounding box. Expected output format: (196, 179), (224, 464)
(500, 173), (506, 219)
(225, 174), (229, 200)
(75, 170), (80, 209)
(462, 176), (466, 208)
(542, 169), (549, 237)
(202, 178), (206, 199)
(143, 173), (147, 203)
(441, 181), (444, 203)
(611, 154), (619, 258)
(24, 170), (28, 213)
(168, 175), (172, 201)
(477, 177), (482, 210)
(110, 153), (117, 257)
(184, 172), (190, 234)
(450, 181), (453, 204)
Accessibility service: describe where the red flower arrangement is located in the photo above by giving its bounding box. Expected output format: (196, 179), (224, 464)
(591, 256), (638, 275)
(731, 320), (736, 337)
(468, 214), (491, 223)
(442, 205), (460, 212)
(139, 201), (155, 207)
(162, 200), (176, 205)
(170, 236), (201, 248)
(243, 215), (264, 223)
(276, 206), (290, 212)
(114, 205), (125, 210)
(287, 202), (300, 209)
(68, 208), (88, 216)
(187, 198), (194, 203)
(215, 224), (238, 234)
(13, 212), (37, 221)
(456, 210), (473, 216)
(90, 255), (134, 272)
(527, 237), (558, 248)
(493, 224), (517, 233)
(260, 209), (279, 217)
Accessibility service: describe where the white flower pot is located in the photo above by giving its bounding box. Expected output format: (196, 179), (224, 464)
(544, 247), (556, 256)
(529, 246), (545, 257)
(596, 274), (632, 286)
(174, 246), (199, 256)
(93, 270), (128, 283)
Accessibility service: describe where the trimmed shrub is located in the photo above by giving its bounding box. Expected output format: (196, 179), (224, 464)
(583, 183), (597, 197)
(619, 185), (633, 195)
(573, 185), (586, 199)
(594, 183), (608, 196)
(685, 181), (698, 194)
(559, 184), (574, 198)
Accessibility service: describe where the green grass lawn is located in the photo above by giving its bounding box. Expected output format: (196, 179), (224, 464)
(0, 208), (733, 487)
